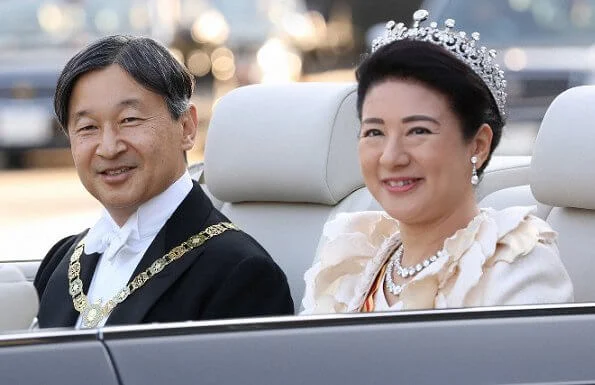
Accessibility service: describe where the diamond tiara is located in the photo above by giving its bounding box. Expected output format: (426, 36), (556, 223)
(371, 9), (507, 117)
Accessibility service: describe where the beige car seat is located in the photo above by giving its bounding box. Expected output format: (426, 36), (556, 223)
(203, 82), (536, 309)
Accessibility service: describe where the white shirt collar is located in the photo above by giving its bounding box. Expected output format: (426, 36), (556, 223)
(84, 170), (193, 259)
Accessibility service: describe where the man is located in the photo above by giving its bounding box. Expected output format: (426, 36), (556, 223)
(34, 35), (294, 329)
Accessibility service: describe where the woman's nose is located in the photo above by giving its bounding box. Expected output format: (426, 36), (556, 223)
(379, 137), (409, 167)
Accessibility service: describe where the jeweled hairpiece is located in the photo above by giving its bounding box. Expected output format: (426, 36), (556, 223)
(371, 9), (507, 117)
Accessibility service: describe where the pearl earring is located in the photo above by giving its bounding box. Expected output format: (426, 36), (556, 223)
(471, 156), (479, 185)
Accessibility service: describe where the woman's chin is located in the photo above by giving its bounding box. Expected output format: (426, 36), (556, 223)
(384, 207), (425, 224)
(379, 194), (428, 222)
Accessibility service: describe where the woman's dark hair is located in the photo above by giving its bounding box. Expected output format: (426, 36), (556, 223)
(54, 35), (194, 130)
(356, 39), (505, 176)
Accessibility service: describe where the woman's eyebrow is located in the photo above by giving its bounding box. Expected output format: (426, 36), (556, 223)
(401, 114), (440, 125)
(362, 117), (385, 124)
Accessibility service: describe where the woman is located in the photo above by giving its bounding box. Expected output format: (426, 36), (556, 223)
(301, 10), (573, 314)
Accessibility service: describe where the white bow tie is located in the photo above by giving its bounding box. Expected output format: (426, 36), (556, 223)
(101, 230), (131, 259)
(85, 215), (141, 260)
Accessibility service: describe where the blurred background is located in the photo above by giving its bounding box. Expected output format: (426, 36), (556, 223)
(2, 0), (595, 260)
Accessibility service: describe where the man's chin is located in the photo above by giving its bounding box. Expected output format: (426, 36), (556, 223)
(100, 198), (142, 221)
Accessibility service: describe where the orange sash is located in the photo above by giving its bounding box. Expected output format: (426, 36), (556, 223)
(360, 262), (389, 312)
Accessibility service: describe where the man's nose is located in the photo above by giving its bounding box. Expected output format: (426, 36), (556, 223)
(95, 125), (126, 158)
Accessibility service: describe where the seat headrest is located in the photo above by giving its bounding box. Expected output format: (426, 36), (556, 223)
(530, 86), (595, 209)
(204, 83), (363, 205)
(0, 265), (38, 331)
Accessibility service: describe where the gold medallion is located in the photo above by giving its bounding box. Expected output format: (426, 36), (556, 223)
(82, 302), (104, 329)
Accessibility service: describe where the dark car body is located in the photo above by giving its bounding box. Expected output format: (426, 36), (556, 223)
(2, 304), (595, 385)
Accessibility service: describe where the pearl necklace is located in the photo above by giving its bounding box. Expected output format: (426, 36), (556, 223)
(384, 244), (447, 296)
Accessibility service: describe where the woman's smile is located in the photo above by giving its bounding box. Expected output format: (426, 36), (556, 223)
(381, 177), (424, 193)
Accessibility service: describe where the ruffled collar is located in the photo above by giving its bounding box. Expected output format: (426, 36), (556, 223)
(348, 206), (555, 311)
(301, 205), (556, 314)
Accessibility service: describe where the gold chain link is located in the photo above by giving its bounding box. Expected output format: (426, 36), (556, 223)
(68, 222), (239, 328)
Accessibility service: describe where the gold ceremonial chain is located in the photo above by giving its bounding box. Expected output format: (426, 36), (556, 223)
(68, 222), (239, 328)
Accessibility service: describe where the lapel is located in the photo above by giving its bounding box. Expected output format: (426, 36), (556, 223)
(39, 232), (101, 327)
(106, 182), (215, 325)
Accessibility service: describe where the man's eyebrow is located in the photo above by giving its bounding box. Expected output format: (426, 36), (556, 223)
(70, 98), (143, 123)
(401, 114), (440, 125)
(71, 109), (91, 123)
(362, 117), (385, 124)
(118, 98), (143, 109)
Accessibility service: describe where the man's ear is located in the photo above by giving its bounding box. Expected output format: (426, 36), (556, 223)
(472, 123), (493, 169)
(181, 103), (199, 151)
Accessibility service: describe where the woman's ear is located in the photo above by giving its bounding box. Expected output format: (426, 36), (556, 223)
(472, 123), (493, 168)
(181, 103), (199, 151)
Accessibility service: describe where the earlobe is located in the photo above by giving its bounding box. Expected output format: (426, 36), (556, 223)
(181, 104), (199, 151)
(473, 123), (494, 168)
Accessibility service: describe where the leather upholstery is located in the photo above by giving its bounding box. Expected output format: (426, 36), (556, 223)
(0, 265), (38, 331)
(204, 83), (362, 205)
(530, 86), (595, 210)
(480, 86), (595, 302)
(203, 83), (363, 307)
(202, 82), (549, 308)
